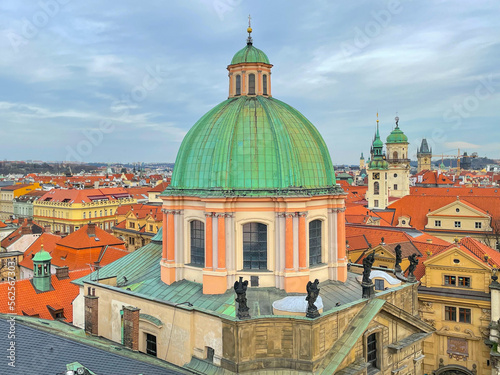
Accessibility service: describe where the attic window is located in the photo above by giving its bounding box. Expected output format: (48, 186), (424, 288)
(62, 199), (70, 203)
(456, 208), (460, 213)
(44, 198), (52, 201)
(453, 259), (460, 264)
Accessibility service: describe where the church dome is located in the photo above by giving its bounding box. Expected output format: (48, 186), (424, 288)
(368, 159), (389, 170)
(230, 44), (270, 65)
(386, 126), (408, 144)
(167, 96), (337, 196)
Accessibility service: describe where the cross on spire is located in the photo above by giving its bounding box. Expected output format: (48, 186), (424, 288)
(246, 14), (253, 45)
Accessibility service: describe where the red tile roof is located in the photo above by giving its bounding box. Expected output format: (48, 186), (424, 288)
(0, 269), (89, 322)
(0, 184), (32, 191)
(414, 170), (454, 186)
(38, 187), (130, 204)
(0, 219), (43, 248)
(20, 225), (127, 272)
(458, 237), (500, 268)
(57, 224), (125, 250)
(148, 181), (170, 193)
(388, 195), (500, 230)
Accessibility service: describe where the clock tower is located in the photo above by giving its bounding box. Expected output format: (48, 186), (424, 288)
(366, 115), (389, 209)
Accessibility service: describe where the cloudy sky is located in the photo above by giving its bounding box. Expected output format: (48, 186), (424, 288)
(0, 0), (499, 164)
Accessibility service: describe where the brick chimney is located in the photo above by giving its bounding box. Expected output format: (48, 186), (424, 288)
(27, 218), (33, 225)
(87, 223), (96, 237)
(122, 306), (140, 351)
(84, 287), (99, 335)
(21, 226), (31, 235)
(55, 266), (69, 280)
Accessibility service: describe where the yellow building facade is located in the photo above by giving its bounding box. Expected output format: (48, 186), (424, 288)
(0, 183), (41, 220)
(418, 243), (495, 375)
(33, 189), (136, 234)
(424, 199), (492, 244)
(113, 206), (161, 251)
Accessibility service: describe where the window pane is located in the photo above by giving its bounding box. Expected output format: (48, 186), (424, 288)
(309, 220), (322, 266)
(236, 75), (241, 95)
(248, 74), (256, 95)
(243, 223), (267, 270)
(263, 74), (268, 95)
(190, 220), (205, 266)
(459, 308), (471, 323)
(445, 306), (456, 321)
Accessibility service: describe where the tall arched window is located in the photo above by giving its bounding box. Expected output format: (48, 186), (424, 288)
(248, 73), (256, 95)
(263, 74), (268, 95)
(309, 220), (322, 266)
(243, 223), (267, 269)
(374, 181), (380, 195)
(393, 151), (398, 160)
(190, 220), (205, 266)
(235, 75), (241, 96)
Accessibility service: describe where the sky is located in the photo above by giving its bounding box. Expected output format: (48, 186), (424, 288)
(0, 0), (499, 165)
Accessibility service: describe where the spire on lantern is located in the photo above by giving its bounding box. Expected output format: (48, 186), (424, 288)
(247, 14), (253, 45)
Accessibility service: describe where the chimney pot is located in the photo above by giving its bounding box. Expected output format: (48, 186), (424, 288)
(87, 223), (96, 236)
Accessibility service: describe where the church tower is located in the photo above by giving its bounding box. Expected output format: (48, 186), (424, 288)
(366, 115), (389, 209)
(386, 116), (410, 199)
(417, 138), (432, 172)
(359, 152), (365, 170)
(32, 244), (52, 292)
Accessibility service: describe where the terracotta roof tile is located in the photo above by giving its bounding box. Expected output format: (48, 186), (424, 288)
(0, 269), (90, 322)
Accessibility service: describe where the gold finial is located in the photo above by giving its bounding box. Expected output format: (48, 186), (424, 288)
(376, 112), (379, 124)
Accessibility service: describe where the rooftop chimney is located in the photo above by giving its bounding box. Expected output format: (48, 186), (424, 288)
(87, 223), (96, 237)
(21, 226), (31, 235)
(55, 266), (69, 280)
(44, 225), (51, 233)
(27, 218), (33, 225)
(426, 238), (433, 244)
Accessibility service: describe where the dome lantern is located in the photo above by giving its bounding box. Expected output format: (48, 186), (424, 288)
(227, 23), (273, 98)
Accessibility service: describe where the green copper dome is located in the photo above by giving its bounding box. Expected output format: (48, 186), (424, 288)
(167, 96), (337, 196)
(386, 126), (408, 144)
(368, 159), (389, 170)
(231, 44), (270, 65)
(33, 247), (52, 262)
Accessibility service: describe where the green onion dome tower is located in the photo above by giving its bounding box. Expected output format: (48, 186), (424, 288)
(165, 26), (339, 198)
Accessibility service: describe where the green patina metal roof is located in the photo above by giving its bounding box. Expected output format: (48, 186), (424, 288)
(230, 44), (270, 65)
(368, 123), (388, 170)
(166, 96), (337, 197)
(33, 247), (52, 262)
(386, 125), (408, 144)
(367, 159), (389, 170)
(318, 298), (385, 375)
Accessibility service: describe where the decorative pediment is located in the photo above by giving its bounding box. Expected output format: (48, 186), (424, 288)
(427, 199), (490, 219)
(423, 246), (492, 271)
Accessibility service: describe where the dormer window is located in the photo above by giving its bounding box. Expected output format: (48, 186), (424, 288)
(235, 75), (241, 96)
(248, 73), (256, 95)
(263, 74), (268, 95)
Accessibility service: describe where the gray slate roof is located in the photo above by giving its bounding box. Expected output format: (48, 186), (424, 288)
(0, 315), (188, 375)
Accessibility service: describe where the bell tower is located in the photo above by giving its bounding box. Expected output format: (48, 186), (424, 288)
(366, 114), (389, 209)
(32, 244), (52, 292)
(417, 138), (432, 172)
